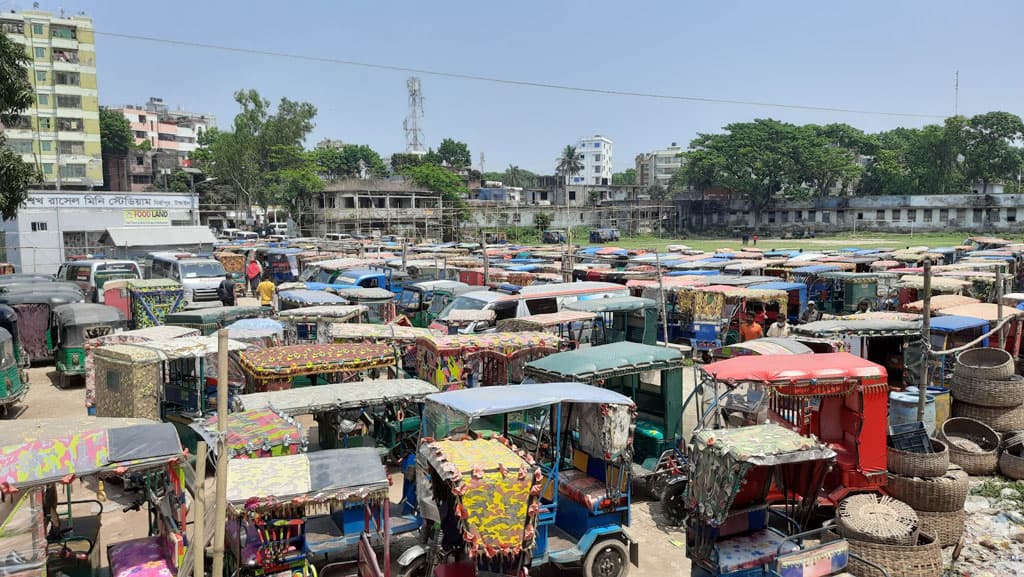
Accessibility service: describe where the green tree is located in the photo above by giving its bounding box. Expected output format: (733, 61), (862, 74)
(534, 211), (553, 231)
(391, 152), (427, 173)
(612, 168), (636, 185)
(556, 145), (583, 187)
(0, 29), (39, 218)
(963, 111), (1024, 194)
(99, 107), (133, 154)
(402, 164), (469, 241)
(796, 124), (863, 197)
(313, 144), (388, 179)
(437, 138), (472, 169)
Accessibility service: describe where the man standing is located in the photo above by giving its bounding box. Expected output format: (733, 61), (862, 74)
(799, 301), (821, 324)
(246, 259), (262, 297)
(218, 273), (237, 307)
(767, 316), (790, 337)
(257, 274), (276, 310)
(739, 316), (763, 342)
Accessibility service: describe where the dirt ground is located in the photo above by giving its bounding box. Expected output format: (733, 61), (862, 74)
(5, 364), (692, 576)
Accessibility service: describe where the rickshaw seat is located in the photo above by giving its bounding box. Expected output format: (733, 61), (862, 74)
(713, 528), (796, 574)
(107, 535), (176, 577)
(558, 450), (627, 513)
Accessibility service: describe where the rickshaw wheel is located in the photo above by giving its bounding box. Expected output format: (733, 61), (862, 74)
(583, 539), (629, 577)
(398, 556), (429, 577)
(647, 475), (669, 501)
(660, 476), (688, 527)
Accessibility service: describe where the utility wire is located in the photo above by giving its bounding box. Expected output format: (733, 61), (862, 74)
(94, 30), (947, 120)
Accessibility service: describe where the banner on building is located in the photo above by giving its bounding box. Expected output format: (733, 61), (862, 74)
(124, 209), (170, 226)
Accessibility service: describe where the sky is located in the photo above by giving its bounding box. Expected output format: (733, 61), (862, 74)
(12, 0), (1024, 174)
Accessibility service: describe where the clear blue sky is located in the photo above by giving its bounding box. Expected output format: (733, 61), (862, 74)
(25, 0), (1024, 173)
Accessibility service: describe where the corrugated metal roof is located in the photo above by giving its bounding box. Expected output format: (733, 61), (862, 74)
(102, 226), (216, 247)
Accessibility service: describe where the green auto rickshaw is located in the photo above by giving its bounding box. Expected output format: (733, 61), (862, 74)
(163, 305), (268, 336)
(0, 326), (24, 415)
(51, 303), (127, 388)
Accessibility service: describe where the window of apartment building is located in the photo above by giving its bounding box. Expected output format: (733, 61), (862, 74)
(50, 25), (76, 40)
(577, 154), (585, 160)
(134, 155), (145, 166)
(990, 208), (1000, 222)
(58, 141), (84, 155)
(38, 117), (51, 130)
(54, 71), (79, 85)
(158, 133), (175, 141)
(874, 210), (883, 221)
(327, 196), (337, 209)
(857, 212), (864, 220)
(0, 20), (24, 34)
(343, 197), (355, 209)
(957, 208), (967, 222)
(907, 209), (916, 222)
(316, 196), (325, 209)
(32, 23), (43, 35)
(807, 210), (816, 222)
(56, 95), (81, 108)
(594, 142), (601, 148)
(594, 154), (602, 162)
(34, 47), (45, 58)
(973, 208), (983, 223)
(31, 221), (47, 232)
(134, 131), (146, 139)
(7, 140), (33, 154)
(939, 209), (949, 222)
(131, 175), (151, 185)
(57, 118), (83, 131)
(52, 49), (78, 63)
(40, 141), (51, 152)
(1008, 208), (1018, 223)
(822, 211), (831, 224)
(138, 115), (146, 123)
(42, 164), (53, 174)
(923, 209), (932, 222)
(767, 212), (776, 223)
(59, 164), (86, 178)
(37, 94), (48, 106)
(35, 70), (46, 82)
(569, 191), (576, 201)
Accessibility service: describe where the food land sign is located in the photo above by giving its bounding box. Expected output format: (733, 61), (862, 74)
(124, 209), (170, 226)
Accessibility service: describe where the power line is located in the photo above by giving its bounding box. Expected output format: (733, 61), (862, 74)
(93, 30), (947, 120)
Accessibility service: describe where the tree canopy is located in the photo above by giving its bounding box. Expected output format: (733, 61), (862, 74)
(612, 168), (636, 185)
(99, 107), (134, 155)
(313, 144), (388, 180)
(0, 30), (39, 218)
(556, 145), (583, 186)
(437, 138), (471, 169)
(402, 163), (469, 241)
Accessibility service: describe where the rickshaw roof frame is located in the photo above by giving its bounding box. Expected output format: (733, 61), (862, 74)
(692, 423), (837, 467)
(930, 314), (990, 333)
(702, 351), (886, 383)
(791, 318), (923, 337)
(523, 341), (685, 381)
(237, 378), (439, 415)
(937, 303), (1024, 322)
(563, 295), (657, 313)
(276, 304), (367, 321)
(239, 342), (396, 377)
(424, 382), (635, 420)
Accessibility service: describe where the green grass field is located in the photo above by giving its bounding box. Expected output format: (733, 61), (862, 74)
(589, 232), (1014, 252)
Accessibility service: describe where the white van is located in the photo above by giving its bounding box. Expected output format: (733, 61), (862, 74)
(56, 259), (142, 303)
(146, 252), (227, 306)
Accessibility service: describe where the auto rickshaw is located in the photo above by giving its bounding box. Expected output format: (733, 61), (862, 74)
(0, 327), (25, 414)
(163, 305), (267, 336)
(84, 325), (200, 415)
(930, 314), (990, 387)
(332, 287), (397, 324)
(564, 295), (659, 345)
(397, 279), (472, 328)
(675, 287), (787, 351)
(698, 353), (890, 506)
(3, 288), (84, 363)
(523, 341), (686, 498)
(235, 378), (438, 460)
(496, 310), (601, 349)
(238, 342), (399, 391)
(747, 281), (806, 322)
(225, 447), (406, 576)
(665, 423), (887, 577)
(49, 303), (126, 388)
(404, 383), (638, 577)
(709, 337), (814, 360)
(0, 419), (187, 577)
(278, 305), (367, 345)
(416, 331), (564, 390)
(277, 288), (349, 311)
(937, 303), (1024, 358)
(102, 278), (186, 329)
(214, 250), (247, 296)
(328, 323), (437, 375)
(894, 275), (971, 309)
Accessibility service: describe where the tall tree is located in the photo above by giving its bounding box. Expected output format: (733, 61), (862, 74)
(0, 29), (40, 217)
(99, 107), (133, 154)
(313, 144), (388, 179)
(437, 138), (472, 169)
(555, 145), (583, 187)
(795, 124), (863, 197)
(402, 164), (469, 241)
(612, 168), (636, 185)
(963, 111), (1024, 194)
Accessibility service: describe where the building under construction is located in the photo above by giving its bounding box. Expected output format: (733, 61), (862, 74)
(303, 178), (443, 238)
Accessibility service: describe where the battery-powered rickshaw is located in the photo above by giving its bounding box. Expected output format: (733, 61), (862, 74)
(328, 323), (437, 375)
(792, 316), (924, 389)
(929, 314), (990, 387)
(4, 289), (84, 363)
(277, 289), (350, 311)
(398, 280), (472, 328)
(238, 343), (398, 391)
(101, 279), (185, 330)
(496, 310), (601, 349)
(0, 420), (187, 577)
(937, 302), (1024, 358)
(225, 447), (402, 576)
(416, 332), (564, 391)
(564, 296), (659, 345)
(332, 288), (397, 324)
(278, 305), (367, 344)
(403, 383), (639, 577)
(50, 303), (126, 388)
(163, 305), (268, 336)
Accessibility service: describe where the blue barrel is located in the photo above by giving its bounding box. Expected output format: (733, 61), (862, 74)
(890, 391), (936, 435)
(907, 386), (951, 428)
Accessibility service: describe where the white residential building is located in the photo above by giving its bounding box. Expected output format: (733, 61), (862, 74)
(635, 143), (684, 188)
(571, 135), (613, 186)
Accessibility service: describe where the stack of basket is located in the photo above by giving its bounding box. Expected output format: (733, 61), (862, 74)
(951, 347), (1024, 433)
(826, 494), (943, 577)
(887, 429), (969, 548)
(1001, 431), (1024, 480)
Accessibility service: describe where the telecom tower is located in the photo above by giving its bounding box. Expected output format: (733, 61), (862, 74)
(403, 77), (426, 154)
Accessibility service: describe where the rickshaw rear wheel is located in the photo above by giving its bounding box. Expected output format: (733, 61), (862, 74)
(660, 476), (688, 527)
(583, 538), (630, 577)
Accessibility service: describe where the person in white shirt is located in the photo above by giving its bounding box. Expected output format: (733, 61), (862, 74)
(767, 317), (790, 337)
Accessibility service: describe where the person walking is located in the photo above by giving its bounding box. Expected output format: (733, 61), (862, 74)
(739, 315), (763, 342)
(246, 259), (262, 297)
(217, 273), (237, 307)
(257, 274), (276, 311)
(752, 233), (759, 246)
(799, 301), (821, 324)
(767, 316), (790, 337)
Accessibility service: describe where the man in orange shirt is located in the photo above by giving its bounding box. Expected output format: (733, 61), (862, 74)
(739, 316), (763, 342)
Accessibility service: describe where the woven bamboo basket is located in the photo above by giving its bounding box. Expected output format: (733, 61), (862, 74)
(887, 438), (950, 478)
(917, 509), (966, 547)
(951, 373), (1024, 408)
(1000, 432), (1024, 480)
(953, 401), (1024, 433)
(939, 417), (1001, 473)
(886, 468), (969, 512)
(836, 494), (919, 546)
(955, 347), (1015, 380)
(824, 524), (943, 577)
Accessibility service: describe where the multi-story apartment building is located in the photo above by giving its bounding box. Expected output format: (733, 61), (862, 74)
(1, 10), (102, 189)
(570, 135), (613, 186)
(635, 143), (684, 188)
(111, 97), (215, 165)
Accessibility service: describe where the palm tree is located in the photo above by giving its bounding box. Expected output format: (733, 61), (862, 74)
(556, 145), (583, 187)
(506, 164), (522, 187)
